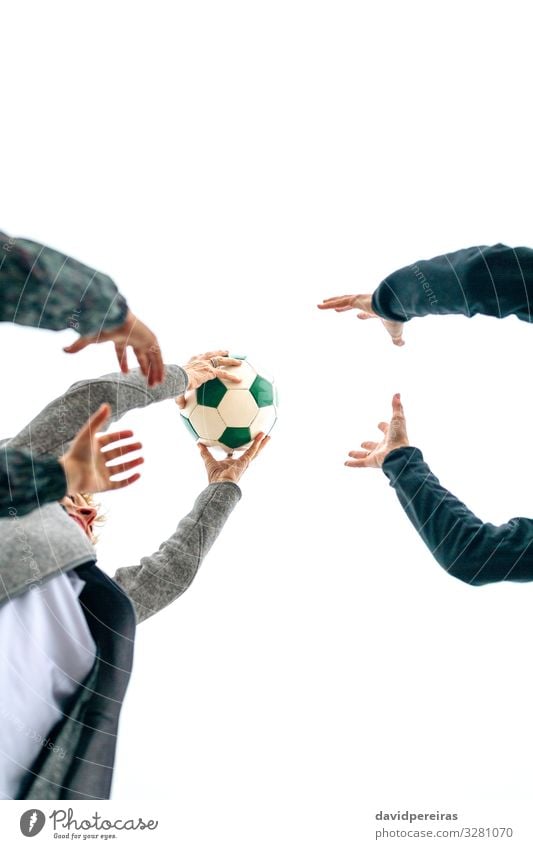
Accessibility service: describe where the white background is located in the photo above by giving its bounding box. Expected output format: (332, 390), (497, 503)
(2, 1), (533, 846)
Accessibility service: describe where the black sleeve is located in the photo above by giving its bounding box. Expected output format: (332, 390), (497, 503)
(0, 231), (128, 336)
(0, 446), (66, 518)
(381, 446), (533, 585)
(371, 244), (533, 324)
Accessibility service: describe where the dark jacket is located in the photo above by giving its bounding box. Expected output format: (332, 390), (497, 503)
(0, 229), (129, 518)
(383, 446), (533, 585)
(372, 243), (533, 324)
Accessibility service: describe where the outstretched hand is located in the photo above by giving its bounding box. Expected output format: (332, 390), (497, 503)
(59, 403), (144, 494)
(176, 350), (244, 409)
(64, 309), (165, 387)
(345, 393), (410, 469)
(198, 433), (270, 484)
(317, 293), (405, 347)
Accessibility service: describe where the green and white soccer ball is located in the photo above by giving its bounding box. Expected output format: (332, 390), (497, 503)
(180, 356), (278, 452)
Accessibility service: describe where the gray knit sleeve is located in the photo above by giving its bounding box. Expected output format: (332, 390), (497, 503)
(113, 482), (242, 624)
(6, 365), (188, 459)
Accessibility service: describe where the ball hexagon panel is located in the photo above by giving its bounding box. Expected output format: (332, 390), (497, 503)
(217, 360), (257, 390)
(218, 389), (258, 427)
(250, 405), (277, 438)
(189, 406), (226, 441)
(197, 378), (228, 408)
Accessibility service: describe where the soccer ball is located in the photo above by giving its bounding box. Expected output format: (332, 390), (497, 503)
(180, 356), (278, 452)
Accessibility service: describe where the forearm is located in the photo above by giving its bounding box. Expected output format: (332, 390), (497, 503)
(0, 231), (128, 335)
(371, 244), (533, 323)
(0, 446), (66, 517)
(113, 482), (241, 623)
(6, 364), (188, 458)
(381, 446), (533, 584)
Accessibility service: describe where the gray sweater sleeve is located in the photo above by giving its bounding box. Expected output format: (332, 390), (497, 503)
(113, 481), (242, 623)
(5, 365), (188, 459)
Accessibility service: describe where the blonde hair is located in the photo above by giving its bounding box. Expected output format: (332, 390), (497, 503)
(80, 492), (107, 544)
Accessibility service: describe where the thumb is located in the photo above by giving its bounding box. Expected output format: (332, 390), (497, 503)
(63, 335), (92, 354)
(76, 403), (111, 443)
(175, 395), (186, 410)
(391, 393), (404, 417)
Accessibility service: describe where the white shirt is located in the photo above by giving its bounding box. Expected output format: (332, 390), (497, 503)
(0, 569), (97, 799)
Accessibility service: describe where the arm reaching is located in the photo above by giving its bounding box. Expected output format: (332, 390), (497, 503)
(6, 365), (188, 458)
(347, 393), (533, 584)
(371, 243), (533, 324)
(382, 446), (533, 585)
(114, 482), (242, 623)
(113, 432), (270, 623)
(318, 244), (533, 346)
(0, 230), (128, 335)
(0, 366), (185, 516)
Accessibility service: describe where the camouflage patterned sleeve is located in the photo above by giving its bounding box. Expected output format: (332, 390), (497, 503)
(0, 446), (66, 518)
(0, 231), (129, 336)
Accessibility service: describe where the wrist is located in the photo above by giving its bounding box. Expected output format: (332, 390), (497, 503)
(58, 453), (82, 494)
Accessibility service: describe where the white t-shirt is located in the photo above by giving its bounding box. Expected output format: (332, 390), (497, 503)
(0, 569), (97, 799)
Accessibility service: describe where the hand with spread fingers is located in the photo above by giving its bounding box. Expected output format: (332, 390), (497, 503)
(198, 433), (271, 484)
(58, 403), (144, 494)
(345, 393), (410, 469)
(64, 309), (165, 387)
(175, 350), (244, 409)
(317, 294), (406, 347)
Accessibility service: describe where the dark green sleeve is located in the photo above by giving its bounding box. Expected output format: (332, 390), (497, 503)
(0, 231), (128, 336)
(0, 447), (66, 517)
(371, 244), (533, 324)
(381, 446), (533, 585)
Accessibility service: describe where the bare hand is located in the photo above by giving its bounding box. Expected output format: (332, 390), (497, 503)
(63, 309), (165, 387)
(59, 403), (144, 493)
(345, 393), (409, 469)
(318, 293), (405, 347)
(176, 350), (243, 409)
(198, 433), (270, 484)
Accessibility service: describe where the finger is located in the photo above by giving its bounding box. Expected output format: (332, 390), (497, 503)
(348, 450), (369, 459)
(217, 357), (243, 367)
(109, 472), (142, 490)
(360, 441), (378, 450)
(107, 456), (145, 475)
(255, 434), (271, 455)
(214, 368), (242, 384)
(334, 306), (355, 312)
(101, 441), (142, 460)
(356, 312), (376, 320)
(317, 299), (352, 310)
(115, 342), (128, 373)
(392, 392), (404, 416)
(197, 443), (215, 463)
(243, 432), (265, 461)
(344, 459), (369, 468)
(63, 336), (93, 354)
(200, 349), (230, 360)
(392, 337), (406, 347)
(136, 351), (150, 379)
(147, 345), (164, 387)
(76, 403), (111, 441)
(175, 395), (186, 409)
(377, 422), (389, 433)
(319, 295), (352, 304)
(98, 429), (135, 447)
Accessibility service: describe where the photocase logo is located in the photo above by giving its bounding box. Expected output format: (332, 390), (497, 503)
(20, 809), (46, 837)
